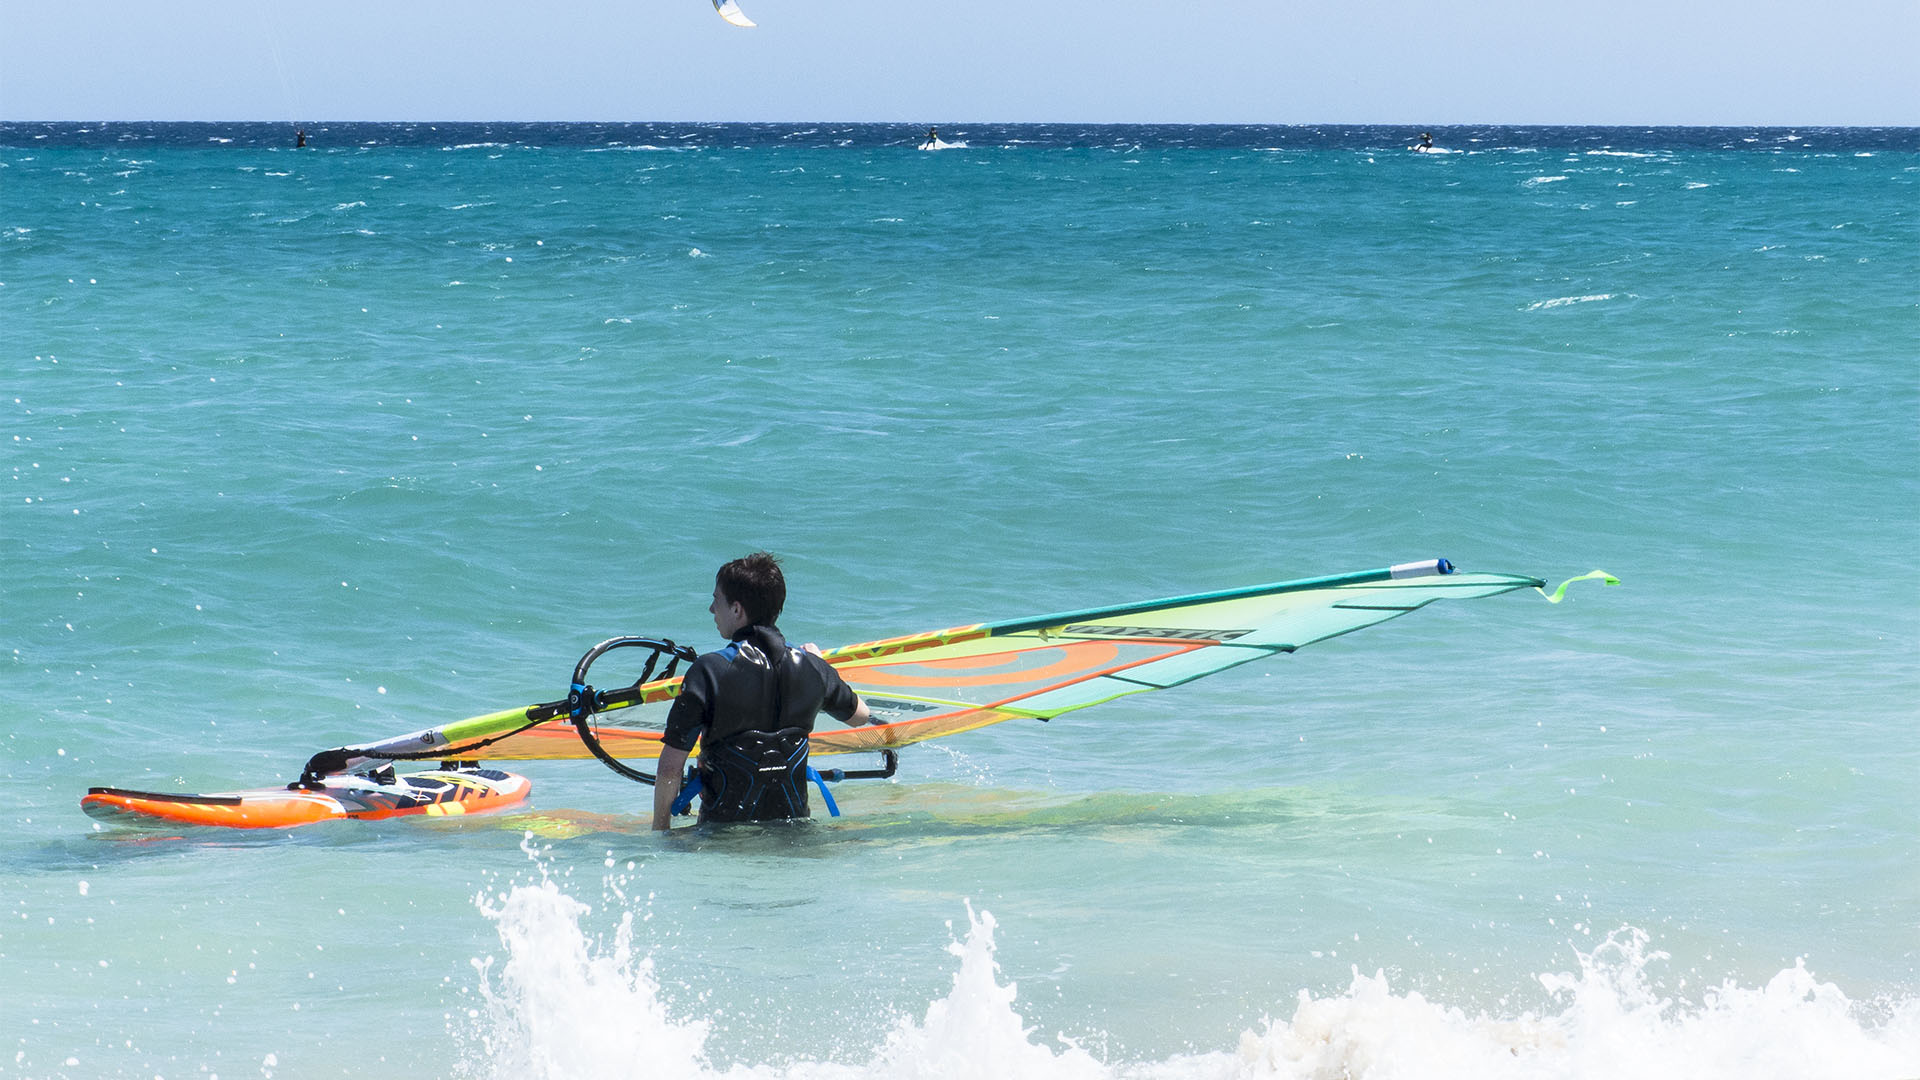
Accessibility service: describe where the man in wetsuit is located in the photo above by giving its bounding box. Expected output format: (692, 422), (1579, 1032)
(651, 552), (874, 829)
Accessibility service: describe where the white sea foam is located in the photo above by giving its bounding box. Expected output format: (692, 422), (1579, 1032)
(1525, 293), (1617, 311)
(457, 882), (1920, 1080)
(462, 880), (709, 1079)
(1527, 176), (1569, 185)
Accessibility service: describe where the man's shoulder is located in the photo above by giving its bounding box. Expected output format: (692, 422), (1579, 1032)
(684, 648), (724, 671)
(798, 648), (849, 682)
(677, 648), (732, 691)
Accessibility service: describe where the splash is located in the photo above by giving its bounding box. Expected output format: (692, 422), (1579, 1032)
(1229, 929), (1920, 1080)
(458, 883), (1920, 1080)
(458, 887), (1101, 1080)
(871, 904), (1105, 1080)
(461, 880), (710, 1079)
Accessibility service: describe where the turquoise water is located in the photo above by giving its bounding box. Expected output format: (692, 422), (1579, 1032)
(5, 123), (1918, 1079)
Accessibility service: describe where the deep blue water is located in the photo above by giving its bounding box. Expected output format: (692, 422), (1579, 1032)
(5, 120), (1918, 151)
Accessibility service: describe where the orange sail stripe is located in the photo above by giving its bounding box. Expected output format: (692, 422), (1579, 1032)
(849, 642), (1129, 688)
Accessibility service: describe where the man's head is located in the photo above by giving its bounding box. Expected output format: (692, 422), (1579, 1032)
(711, 551), (786, 637)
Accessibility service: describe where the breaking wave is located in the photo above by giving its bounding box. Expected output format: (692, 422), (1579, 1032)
(455, 879), (1920, 1080)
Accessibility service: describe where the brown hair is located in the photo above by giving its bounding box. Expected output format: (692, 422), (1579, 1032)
(716, 551), (786, 627)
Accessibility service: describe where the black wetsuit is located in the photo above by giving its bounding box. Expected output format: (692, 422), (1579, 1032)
(662, 625), (858, 822)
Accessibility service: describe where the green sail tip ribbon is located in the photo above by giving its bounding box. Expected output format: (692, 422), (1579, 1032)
(1539, 570), (1621, 604)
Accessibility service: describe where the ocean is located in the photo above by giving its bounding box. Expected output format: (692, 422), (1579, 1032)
(3, 121), (1917, 1079)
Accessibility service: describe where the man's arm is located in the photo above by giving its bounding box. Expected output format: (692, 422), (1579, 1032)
(804, 642), (876, 727)
(652, 744), (690, 831)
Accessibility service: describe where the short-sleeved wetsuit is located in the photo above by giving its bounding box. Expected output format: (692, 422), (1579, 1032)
(662, 624), (858, 821)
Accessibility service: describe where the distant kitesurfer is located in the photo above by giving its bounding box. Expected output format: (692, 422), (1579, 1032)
(1416, 132), (1433, 150)
(296, 129), (308, 148)
(926, 126), (939, 146)
(651, 552), (876, 830)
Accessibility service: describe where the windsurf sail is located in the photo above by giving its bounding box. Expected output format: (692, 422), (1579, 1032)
(713, 0), (755, 27)
(302, 559), (1586, 779)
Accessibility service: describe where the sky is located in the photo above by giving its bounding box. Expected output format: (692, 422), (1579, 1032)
(1, 0), (1916, 125)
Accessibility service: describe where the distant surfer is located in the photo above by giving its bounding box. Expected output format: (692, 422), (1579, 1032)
(923, 126), (940, 149)
(1414, 132), (1433, 151)
(296, 129), (308, 148)
(652, 552), (877, 830)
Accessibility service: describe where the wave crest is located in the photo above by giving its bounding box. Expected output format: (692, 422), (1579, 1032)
(458, 883), (1920, 1080)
